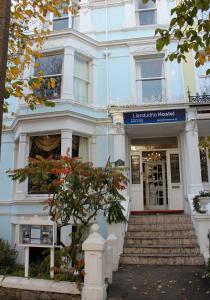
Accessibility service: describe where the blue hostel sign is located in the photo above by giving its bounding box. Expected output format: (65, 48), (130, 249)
(124, 109), (186, 125)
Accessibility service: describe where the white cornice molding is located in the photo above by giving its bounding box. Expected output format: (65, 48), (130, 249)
(46, 29), (163, 48)
(108, 102), (190, 113)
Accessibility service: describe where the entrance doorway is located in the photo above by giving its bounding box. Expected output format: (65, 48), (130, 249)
(142, 151), (168, 210)
(130, 137), (184, 211)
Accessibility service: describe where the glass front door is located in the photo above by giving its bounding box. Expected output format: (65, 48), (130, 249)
(142, 151), (168, 210)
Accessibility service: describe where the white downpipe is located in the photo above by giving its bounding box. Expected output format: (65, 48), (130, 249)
(105, 0), (110, 159)
(105, 0), (109, 107)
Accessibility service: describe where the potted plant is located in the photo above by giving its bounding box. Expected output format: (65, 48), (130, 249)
(193, 191), (210, 213)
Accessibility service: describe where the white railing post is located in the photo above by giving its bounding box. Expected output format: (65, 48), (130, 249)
(24, 246), (29, 278)
(82, 224), (107, 300)
(107, 234), (118, 272)
(104, 242), (113, 284)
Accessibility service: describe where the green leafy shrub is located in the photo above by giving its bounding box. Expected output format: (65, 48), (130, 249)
(0, 239), (17, 274)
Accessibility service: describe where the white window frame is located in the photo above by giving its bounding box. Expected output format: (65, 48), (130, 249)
(53, 14), (70, 31)
(51, 11), (79, 31)
(73, 53), (91, 105)
(34, 52), (64, 100)
(136, 57), (165, 103)
(135, 0), (157, 26)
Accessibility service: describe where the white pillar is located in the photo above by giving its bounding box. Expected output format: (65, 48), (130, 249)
(61, 129), (72, 156)
(185, 112), (203, 194)
(50, 247), (55, 278)
(107, 234), (118, 272)
(62, 47), (75, 100)
(24, 246), (29, 278)
(82, 224), (107, 300)
(15, 133), (27, 200)
(113, 126), (126, 163)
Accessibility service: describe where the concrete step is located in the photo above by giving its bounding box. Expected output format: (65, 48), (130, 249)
(129, 215), (191, 224)
(125, 237), (198, 246)
(120, 254), (204, 265)
(126, 230), (195, 239)
(128, 223), (194, 232)
(123, 245), (201, 255)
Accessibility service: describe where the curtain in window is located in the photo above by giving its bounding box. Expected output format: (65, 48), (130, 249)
(33, 135), (61, 152)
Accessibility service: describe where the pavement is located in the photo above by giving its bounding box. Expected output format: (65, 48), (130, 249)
(108, 265), (210, 300)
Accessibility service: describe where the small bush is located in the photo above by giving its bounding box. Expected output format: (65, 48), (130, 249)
(0, 239), (18, 275)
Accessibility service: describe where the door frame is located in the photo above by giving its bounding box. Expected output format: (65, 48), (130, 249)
(143, 158), (168, 210)
(130, 147), (182, 211)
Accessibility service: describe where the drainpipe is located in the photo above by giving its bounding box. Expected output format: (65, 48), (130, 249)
(104, 0), (110, 159)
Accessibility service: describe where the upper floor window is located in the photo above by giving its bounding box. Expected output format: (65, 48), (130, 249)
(53, 10), (69, 31)
(198, 61), (210, 95)
(52, 5), (80, 32)
(74, 54), (90, 104)
(136, 58), (165, 103)
(135, 0), (157, 26)
(34, 54), (63, 99)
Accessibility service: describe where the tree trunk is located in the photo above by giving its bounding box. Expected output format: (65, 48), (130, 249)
(0, 0), (11, 157)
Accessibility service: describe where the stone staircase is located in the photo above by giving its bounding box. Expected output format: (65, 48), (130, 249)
(120, 214), (204, 265)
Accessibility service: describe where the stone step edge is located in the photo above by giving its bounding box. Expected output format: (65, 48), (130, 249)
(121, 253), (203, 258)
(125, 235), (197, 240)
(127, 229), (195, 233)
(127, 223), (194, 231)
(123, 244), (199, 248)
(128, 220), (192, 224)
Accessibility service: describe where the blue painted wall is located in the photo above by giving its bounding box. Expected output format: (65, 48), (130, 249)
(0, 133), (14, 200)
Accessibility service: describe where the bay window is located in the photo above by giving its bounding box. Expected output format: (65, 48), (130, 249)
(135, 0), (157, 26)
(34, 54), (63, 99)
(28, 134), (89, 194)
(28, 134), (61, 194)
(136, 58), (165, 103)
(74, 54), (90, 104)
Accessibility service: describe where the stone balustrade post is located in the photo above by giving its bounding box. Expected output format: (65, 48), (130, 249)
(107, 234), (118, 272)
(82, 224), (107, 300)
(104, 243), (113, 284)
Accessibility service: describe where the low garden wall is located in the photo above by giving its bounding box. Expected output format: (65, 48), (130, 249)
(0, 276), (81, 300)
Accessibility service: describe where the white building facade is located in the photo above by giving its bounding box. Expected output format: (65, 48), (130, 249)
(1, 0), (210, 262)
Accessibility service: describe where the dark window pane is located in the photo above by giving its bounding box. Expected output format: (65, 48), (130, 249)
(34, 55), (63, 76)
(141, 79), (163, 102)
(140, 60), (163, 78)
(53, 18), (69, 31)
(131, 155), (140, 184)
(170, 154), (180, 183)
(28, 135), (61, 194)
(200, 148), (209, 182)
(72, 135), (80, 158)
(34, 75), (62, 99)
(138, 10), (156, 25)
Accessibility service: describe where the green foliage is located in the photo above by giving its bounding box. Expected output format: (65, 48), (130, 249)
(202, 257), (210, 279)
(147, 0), (210, 74)
(0, 239), (18, 275)
(8, 154), (128, 273)
(5, 0), (80, 112)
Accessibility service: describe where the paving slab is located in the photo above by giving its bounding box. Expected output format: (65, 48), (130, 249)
(108, 265), (210, 300)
